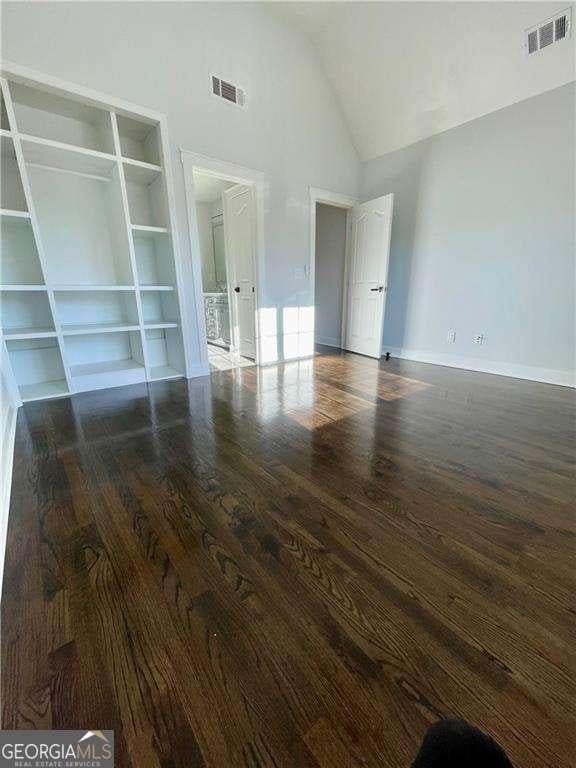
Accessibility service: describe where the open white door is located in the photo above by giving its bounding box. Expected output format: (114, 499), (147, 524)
(343, 194), (393, 358)
(223, 185), (257, 359)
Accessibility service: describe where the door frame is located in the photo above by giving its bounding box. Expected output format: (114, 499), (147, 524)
(181, 150), (266, 369)
(309, 187), (358, 351)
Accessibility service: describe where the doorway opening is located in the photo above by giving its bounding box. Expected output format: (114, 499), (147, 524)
(193, 171), (254, 371)
(310, 187), (394, 360)
(314, 202), (349, 351)
(310, 188), (357, 354)
(182, 152), (265, 374)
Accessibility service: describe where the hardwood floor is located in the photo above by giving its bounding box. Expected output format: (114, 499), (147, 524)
(2, 348), (574, 767)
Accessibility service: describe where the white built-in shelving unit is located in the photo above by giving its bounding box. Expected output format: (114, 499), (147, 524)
(0, 68), (189, 404)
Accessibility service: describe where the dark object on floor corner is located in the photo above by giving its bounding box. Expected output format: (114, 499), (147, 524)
(385, 352), (390, 360)
(412, 719), (513, 767)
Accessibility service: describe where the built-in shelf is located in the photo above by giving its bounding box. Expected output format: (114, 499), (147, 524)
(0, 209), (31, 219)
(145, 327), (184, 380)
(123, 158), (162, 186)
(62, 322), (140, 336)
(52, 284), (136, 291)
(1, 135), (28, 212)
(1, 290), (55, 339)
(10, 81), (116, 155)
(131, 224), (169, 234)
(71, 358), (144, 377)
(139, 285), (174, 291)
(143, 321), (178, 330)
(20, 134), (117, 179)
(6, 336), (68, 403)
(116, 114), (160, 165)
(3, 327), (57, 340)
(1, 215), (44, 285)
(0, 285), (47, 291)
(19, 379), (69, 402)
(2, 72), (186, 402)
(149, 365), (184, 381)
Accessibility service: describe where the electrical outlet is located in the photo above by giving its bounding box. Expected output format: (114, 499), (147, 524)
(294, 266), (305, 280)
(473, 334), (485, 345)
(447, 331), (456, 343)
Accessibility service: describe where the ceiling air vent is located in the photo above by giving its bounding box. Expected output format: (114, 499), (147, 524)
(211, 75), (246, 108)
(526, 8), (571, 55)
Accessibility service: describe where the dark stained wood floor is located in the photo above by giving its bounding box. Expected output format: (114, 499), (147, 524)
(2, 349), (574, 767)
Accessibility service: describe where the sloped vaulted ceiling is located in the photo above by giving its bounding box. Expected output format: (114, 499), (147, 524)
(272, 2), (575, 161)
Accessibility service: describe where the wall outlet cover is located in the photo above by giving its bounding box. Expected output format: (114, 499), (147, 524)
(473, 334), (485, 345)
(447, 331), (456, 343)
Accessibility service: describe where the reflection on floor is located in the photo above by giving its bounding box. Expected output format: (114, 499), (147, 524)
(208, 343), (255, 371)
(2, 348), (573, 767)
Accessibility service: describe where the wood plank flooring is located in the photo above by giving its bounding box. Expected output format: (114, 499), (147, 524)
(2, 349), (574, 767)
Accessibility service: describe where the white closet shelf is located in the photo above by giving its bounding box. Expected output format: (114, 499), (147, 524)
(123, 158), (162, 185)
(62, 322), (140, 336)
(20, 134), (116, 179)
(143, 321), (178, 330)
(52, 284), (136, 291)
(3, 327), (57, 340)
(0, 285), (47, 291)
(0, 209), (31, 219)
(71, 359), (144, 377)
(139, 285), (174, 291)
(149, 366), (184, 381)
(131, 224), (169, 234)
(0, 128), (12, 138)
(20, 379), (69, 402)
(71, 358), (147, 392)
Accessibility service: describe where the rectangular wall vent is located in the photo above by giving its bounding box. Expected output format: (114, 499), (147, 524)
(211, 76), (246, 108)
(526, 8), (571, 54)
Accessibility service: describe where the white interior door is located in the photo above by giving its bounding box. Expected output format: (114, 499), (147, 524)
(223, 184), (256, 359)
(343, 194), (394, 358)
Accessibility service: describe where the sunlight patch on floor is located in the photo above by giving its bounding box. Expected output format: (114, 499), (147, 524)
(233, 353), (432, 428)
(208, 345), (255, 372)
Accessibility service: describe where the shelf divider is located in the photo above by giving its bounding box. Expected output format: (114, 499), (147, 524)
(0, 208), (31, 219)
(111, 111), (151, 380)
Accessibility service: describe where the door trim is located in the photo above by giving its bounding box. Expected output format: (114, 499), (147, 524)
(309, 187), (359, 351)
(181, 150), (266, 369)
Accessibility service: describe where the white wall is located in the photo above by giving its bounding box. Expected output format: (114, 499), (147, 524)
(314, 203), (347, 347)
(2, 2), (359, 366)
(361, 84), (575, 386)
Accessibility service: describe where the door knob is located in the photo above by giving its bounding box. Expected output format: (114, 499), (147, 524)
(234, 286), (240, 293)
(370, 286), (384, 292)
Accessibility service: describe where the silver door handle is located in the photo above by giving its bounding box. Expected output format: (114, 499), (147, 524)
(370, 286), (384, 292)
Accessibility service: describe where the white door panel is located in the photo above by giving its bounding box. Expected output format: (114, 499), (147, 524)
(344, 194), (393, 358)
(223, 185), (256, 359)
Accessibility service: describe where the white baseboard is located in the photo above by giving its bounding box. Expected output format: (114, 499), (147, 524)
(315, 336), (342, 348)
(187, 363), (211, 378)
(0, 402), (18, 600)
(384, 346), (575, 388)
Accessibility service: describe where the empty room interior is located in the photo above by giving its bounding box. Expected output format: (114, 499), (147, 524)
(0, 2), (574, 766)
